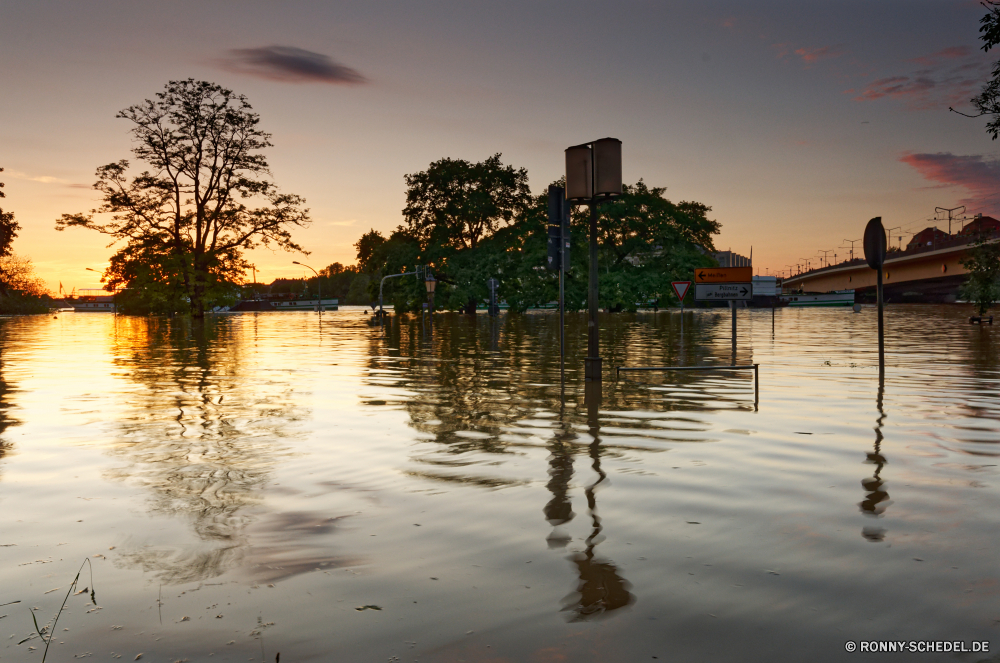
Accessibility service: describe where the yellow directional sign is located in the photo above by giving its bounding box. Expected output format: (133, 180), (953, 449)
(694, 267), (753, 283)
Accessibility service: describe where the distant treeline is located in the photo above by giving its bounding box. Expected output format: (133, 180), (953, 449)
(256, 264), (373, 305)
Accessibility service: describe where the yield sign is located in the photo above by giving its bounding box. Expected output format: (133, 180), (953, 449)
(671, 281), (691, 301)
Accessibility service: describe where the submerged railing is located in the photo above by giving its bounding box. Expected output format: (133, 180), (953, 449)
(615, 363), (760, 406)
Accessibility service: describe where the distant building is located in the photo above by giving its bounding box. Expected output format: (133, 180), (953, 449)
(958, 214), (1000, 238)
(713, 250), (751, 267)
(906, 227), (951, 251)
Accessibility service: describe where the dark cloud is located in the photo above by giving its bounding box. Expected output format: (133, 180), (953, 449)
(218, 46), (367, 85)
(852, 45), (988, 110)
(900, 152), (1000, 208)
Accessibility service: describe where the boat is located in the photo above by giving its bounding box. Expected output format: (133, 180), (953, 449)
(230, 296), (339, 311)
(270, 298), (339, 311)
(70, 290), (116, 312)
(780, 290), (855, 307)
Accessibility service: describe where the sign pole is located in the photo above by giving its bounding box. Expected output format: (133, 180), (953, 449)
(559, 210), (566, 381)
(864, 217), (887, 380)
(731, 300), (737, 362)
(877, 264), (884, 376)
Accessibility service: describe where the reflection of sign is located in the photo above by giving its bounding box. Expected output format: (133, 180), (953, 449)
(695, 283), (752, 300)
(671, 281), (691, 301)
(694, 267), (753, 283)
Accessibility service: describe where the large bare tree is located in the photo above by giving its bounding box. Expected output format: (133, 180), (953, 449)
(57, 79), (310, 317)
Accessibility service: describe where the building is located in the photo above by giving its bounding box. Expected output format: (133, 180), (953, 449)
(713, 250), (751, 267)
(958, 214), (1000, 239)
(906, 227), (951, 251)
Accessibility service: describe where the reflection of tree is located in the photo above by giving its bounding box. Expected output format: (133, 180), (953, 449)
(0, 323), (17, 473)
(104, 316), (322, 584)
(561, 393), (634, 620)
(860, 376), (891, 542)
(389, 311), (747, 467)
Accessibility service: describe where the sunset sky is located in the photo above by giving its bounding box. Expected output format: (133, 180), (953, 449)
(1, 0), (996, 292)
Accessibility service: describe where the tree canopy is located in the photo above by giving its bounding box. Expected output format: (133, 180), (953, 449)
(403, 154), (531, 252)
(956, 1), (1000, 138)
(56, 79), (310, 316)
(358, 154), (720, 315)
(0, 167), (21, 259)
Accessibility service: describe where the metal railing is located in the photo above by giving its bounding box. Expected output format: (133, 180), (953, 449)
(616, 363), (759, 404)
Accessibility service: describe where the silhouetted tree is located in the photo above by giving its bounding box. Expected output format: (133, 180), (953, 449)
(0, 168), (20, 258)
(354, 229), (387, 273)
(56, 80), (310, 317)
(954, 1), (1000, 138)
(403, 154), (531, 252)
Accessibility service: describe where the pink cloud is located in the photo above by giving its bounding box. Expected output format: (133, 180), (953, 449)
(853, 76), (937, 106)
(900, 152), (1000, 208)
(794, 45), (844, 63)
(909, 46), (974, 66)
(772, 42), (844, 66)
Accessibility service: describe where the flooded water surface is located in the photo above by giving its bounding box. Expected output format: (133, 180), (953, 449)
(1, 306), (999, 661)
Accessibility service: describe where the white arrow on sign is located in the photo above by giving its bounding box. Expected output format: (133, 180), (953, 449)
(694, 282), (753, 301)
(671, 281), (691, 301)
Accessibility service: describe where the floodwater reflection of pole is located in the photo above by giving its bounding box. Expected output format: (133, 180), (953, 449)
(860, 371), (891, 541)
(561, 382), (634, 620)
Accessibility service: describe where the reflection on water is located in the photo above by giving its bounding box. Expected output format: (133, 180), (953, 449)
(860, 377), (891, 542)
(103, 317), (347, 585)
(1, 306), (1000, 661)
(0, 323), (14, 471)
(561, 395), (634, 621)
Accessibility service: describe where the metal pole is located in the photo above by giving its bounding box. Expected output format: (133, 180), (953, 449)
(877, 265), (884, 376)
(585, 201), (601, 381)
(559, 260), (565, 379)
(731, 300), (737, 360)
(293, 261), (322, 314)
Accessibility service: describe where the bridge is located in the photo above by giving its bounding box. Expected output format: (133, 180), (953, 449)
(782, 235), (995, 303)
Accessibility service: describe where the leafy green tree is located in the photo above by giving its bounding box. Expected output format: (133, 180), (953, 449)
(104, 237), (245, 314)
(403, 154), (531, 313)
(403, 154), (531, 252)
(362, 230), (424, 312)
(485, 180), (719, 313)
(56, 79), (310, 317)
(0, 254), (52, 314)
(355, 230), (387, 273)
(961, 233), (1000, 317)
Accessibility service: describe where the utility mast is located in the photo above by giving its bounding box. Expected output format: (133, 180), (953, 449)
(935, 206), (966, 235)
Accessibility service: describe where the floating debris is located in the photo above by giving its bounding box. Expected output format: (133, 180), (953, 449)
(355, 605), (382, 611)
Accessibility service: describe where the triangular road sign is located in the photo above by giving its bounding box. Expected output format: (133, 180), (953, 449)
(671, 281), (691, 301)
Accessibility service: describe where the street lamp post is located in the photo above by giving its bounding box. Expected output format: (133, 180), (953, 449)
(566, 138), (623, 382)
(424, 271), (436, 313)
(85, 267), (117, 314)
(292, 261), (323, 313)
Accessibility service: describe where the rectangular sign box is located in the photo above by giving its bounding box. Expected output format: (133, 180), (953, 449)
(695, 282), (753, 301)
(694, 267), (753, 283)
